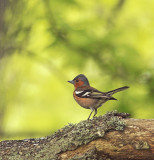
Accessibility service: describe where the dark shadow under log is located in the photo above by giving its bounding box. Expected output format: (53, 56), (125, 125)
(0, 111), (153, 160)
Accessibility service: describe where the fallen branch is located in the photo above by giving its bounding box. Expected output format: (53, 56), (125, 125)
(0, 111), (153, 160)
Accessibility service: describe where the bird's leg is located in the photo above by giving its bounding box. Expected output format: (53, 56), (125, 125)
(93, 109), (97, 118)
(87, 108), (94, 120)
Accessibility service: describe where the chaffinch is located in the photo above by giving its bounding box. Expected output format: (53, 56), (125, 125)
(68, 74), (129, 120)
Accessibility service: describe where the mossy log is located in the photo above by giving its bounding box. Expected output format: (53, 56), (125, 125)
(0, 111), (153, 160)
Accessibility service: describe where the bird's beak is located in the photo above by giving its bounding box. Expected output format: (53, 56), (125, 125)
(68, 80), (74, 84)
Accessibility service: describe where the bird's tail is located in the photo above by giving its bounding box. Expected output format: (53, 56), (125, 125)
(106, 86), (129, 96)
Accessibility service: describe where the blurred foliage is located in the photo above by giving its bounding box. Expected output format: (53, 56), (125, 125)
(0, 0), (154, 140)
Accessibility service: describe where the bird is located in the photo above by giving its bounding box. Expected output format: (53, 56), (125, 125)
(68, 74), (129, 120)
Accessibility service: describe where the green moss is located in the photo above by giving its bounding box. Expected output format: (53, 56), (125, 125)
(48, 110), (128, 159)
(134, 141), (149, 150)
(0, 111), (129, 159)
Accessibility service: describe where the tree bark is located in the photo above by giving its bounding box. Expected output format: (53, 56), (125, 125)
(0, 111), (153, 160)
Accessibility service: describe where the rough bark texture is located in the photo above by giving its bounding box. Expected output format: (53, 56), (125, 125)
(0, 111), (153, 160)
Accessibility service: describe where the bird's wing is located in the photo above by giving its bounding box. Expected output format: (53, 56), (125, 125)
(75, 87), (110, 99)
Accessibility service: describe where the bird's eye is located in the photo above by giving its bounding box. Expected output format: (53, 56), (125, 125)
(76, 79), (79, 82)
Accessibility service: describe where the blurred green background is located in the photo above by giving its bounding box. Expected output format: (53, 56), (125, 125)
(0, 0), (154, 140)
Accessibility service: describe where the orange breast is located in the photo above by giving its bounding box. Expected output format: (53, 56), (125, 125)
(73, 92), (98, 109)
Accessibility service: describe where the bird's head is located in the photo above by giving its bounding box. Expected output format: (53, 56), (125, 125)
(68, 74), (90, 88)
